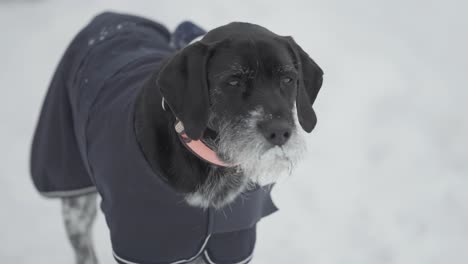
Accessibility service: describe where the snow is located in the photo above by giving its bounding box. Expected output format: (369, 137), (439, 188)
(1, 0), (467, 263)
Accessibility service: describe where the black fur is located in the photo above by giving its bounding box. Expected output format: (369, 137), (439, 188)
(134, 22), (323, 194)
(284, 36), (324, 132)
(134, 70), (211, 193)
(157, 42), (213, 140)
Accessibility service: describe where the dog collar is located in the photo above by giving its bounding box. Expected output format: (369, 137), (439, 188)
(174, 120), (236, 167)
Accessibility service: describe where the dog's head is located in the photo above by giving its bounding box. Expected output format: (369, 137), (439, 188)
(158, 22), (323, 184)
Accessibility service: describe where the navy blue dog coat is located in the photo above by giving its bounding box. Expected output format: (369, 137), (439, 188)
(30, 12), (277, 264)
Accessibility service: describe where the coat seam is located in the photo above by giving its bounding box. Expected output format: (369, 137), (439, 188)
(112, 235), (211, 264)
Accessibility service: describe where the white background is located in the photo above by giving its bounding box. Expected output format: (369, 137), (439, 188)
(1, 0), (467, 263)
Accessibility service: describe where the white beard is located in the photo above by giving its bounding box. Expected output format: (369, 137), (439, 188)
(186, 105), (307, 209)
(216, 106), (307, 186)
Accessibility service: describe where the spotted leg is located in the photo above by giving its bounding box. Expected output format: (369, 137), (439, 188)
(62, 192), (98, 264)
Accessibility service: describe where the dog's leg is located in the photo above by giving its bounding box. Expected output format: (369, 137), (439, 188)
(62, 193), (98, 264)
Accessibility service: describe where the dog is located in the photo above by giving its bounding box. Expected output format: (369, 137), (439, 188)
(30, 12), (323, 264)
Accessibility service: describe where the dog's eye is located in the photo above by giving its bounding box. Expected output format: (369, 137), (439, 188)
(281, 77), (293, 84)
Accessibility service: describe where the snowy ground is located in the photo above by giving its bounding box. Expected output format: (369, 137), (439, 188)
(1, 0), (467, 263)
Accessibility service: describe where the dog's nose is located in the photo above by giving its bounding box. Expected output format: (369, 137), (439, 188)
(259, 120), (292, 146)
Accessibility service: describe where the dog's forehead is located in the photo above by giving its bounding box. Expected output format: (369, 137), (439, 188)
(210, 43), (294, 78)
(206, 36), (294, 77)
(204, 22), (294, 71)
(203, 22), (276, 42)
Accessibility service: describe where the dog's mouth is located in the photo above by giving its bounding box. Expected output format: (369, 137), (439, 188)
(207, 109), (306, 185)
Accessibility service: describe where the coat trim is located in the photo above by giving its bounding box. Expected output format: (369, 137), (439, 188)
(203, 250), (253, 264)
(39, 186), (97, 198)
(112, 235), (211, 264)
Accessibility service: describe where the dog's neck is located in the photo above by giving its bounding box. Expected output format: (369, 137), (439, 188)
(134, 73), (228, 193)
(172, 119), (236, 167)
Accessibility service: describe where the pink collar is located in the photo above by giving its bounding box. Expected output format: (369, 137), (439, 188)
(174, 120), (236, 167)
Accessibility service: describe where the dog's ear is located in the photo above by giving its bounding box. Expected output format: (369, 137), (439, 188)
(284, 36), (324, 133)
(157, 42), (211, 140)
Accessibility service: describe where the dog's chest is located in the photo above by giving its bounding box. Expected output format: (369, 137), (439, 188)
(185, 169), (251, 208)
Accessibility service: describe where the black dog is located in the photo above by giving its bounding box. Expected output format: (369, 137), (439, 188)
(31, 12), (323, 264)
